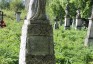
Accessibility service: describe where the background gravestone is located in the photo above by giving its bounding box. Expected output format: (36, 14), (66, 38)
(84, 6), (93, 46)
(19, 0), (55, 64)
(75, 9), (82, 30)
(16, 12), (21, 22)
(64, 3), (70, 30)
(54, 17), (59, 29)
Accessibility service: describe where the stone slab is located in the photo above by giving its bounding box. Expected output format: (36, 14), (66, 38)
(26, 36), (54, 55)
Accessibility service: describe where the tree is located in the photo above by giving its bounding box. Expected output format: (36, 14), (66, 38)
(0, 0), (10, 9)
(10, 0), (24, 12)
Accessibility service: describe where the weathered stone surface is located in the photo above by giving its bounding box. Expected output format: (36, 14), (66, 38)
(27, 24), (53, 36)
(26, 55), (55, 64)
(19, 20), (29, 64)
(25, 19), (55, 64)
(26, 36), (54, 55)
(75, 19), (82, 29)
(64, 18), (70, 30)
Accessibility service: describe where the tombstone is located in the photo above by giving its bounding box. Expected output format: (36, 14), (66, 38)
(19, 0), (55, 64)
(54, 17), (59, 29)
(16, 12), (21, 22)
(72, 18), (76, 28)
(84, 5), (93, 46)
(60, 19), (63, 26)
(64, 3), (70, 30)
(75, 9), (82, 30)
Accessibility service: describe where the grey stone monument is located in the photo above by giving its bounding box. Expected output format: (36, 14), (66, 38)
(16, 12), (21, 22)
(75, 9), (82, 30)
(64, 3), (70, 30)
(84, 6), (93, 46)
(19, 0), (55, 64)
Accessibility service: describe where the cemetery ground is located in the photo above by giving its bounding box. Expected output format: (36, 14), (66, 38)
(0, 10), (93, 64)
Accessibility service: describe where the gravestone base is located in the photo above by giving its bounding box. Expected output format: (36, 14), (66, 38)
(64, 26), (70, 30)
(26, 55), (55, 64)
(64, 17), (70, 30)
(75, 19), (82, 30)
(25, 19), (55, 64)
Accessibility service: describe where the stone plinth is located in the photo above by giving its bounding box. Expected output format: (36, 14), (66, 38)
(75, 19), (82, 30)
(84, 18), (93, 46)
(19, 19), (55, 64)
(64, 17), (70, 30)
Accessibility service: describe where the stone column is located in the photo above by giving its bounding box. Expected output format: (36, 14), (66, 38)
(84, 5), (93, 46)
(19, 0), (55, 64)
(75, 9), (82, 30)
(64, 3), (70, 30)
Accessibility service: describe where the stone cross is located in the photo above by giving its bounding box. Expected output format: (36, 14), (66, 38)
(19, 0), (55, 64)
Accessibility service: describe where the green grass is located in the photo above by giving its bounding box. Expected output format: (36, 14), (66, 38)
(0, 9), (25, 64)
(0, 9), (93, 64)
(54, 26), (93, 64)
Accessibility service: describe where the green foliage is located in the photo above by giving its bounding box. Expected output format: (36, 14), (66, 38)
(0, 9), (25, 64)
(0, 0), (10, 9)
(10, 0), (25, 12)
(46, 0), (92, 21)
(54, 26), (93, 64)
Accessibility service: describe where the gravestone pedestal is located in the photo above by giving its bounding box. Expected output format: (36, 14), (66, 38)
(26, 20), (55, 64)
(19, 19), (55, 64)
(64, 17), (70, 30)
(84, 18), (93, 46)
(75, 19), (82, 30)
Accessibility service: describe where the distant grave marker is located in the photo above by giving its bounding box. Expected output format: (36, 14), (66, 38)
(16, 12), (21, 22)
(75, 9), (82, 30)
(64, 3), (70, 30)
(54, 17), (59, 29)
